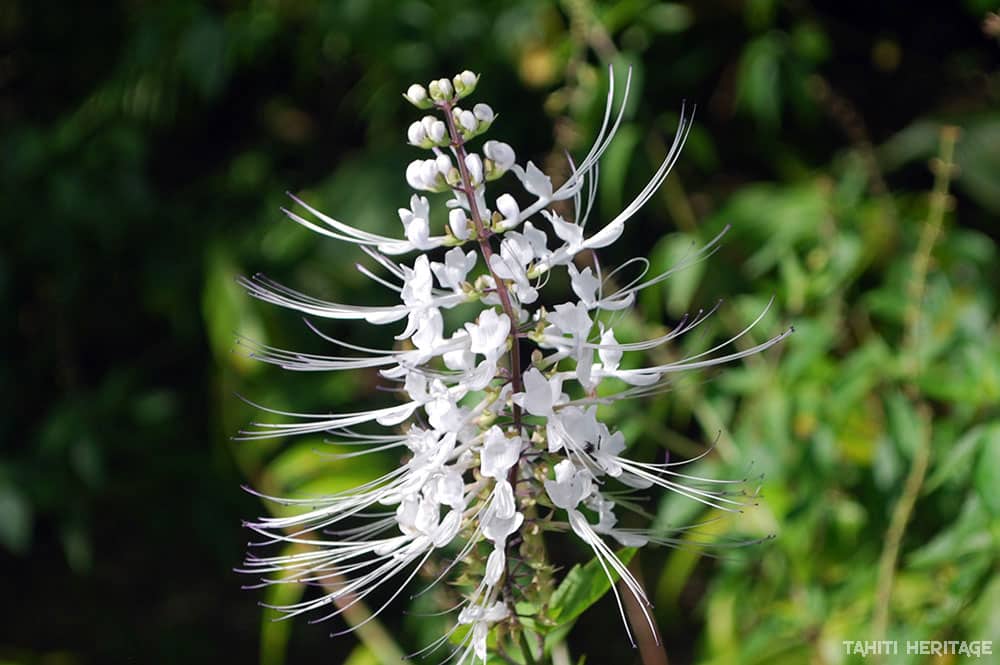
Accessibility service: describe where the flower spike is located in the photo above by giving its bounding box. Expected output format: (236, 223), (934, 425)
(237, 68), (788, 662)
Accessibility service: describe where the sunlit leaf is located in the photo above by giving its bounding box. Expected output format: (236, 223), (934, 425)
(547, 547), (637, 625)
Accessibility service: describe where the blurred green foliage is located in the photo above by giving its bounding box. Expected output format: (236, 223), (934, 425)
(3, 1), (998, 664)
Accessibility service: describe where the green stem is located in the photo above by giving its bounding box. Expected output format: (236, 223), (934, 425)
(518, 629), (539, 665)
(871, 125), (959, 654)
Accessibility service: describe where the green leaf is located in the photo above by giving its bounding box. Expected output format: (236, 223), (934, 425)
(202, 244), (266, 374)
(884, 390), (922, 460)
(955, 115), (1000, 214)
(260, 551), (307, 665)
(967, 575), (1000, 648)
(343, 645), (380, 665)
(925, 424), (990, 492)
(974, 425), (1000, 516)
(0, 484), (32, 555)
(547, 547), (637, 625)
(737, 33), (784, 128)
(908, 495), (992, 569)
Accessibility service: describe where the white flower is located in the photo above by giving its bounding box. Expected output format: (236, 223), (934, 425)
(519, 161), (553, 199)
(398, 194), (440, 250)
(466, 309), (510, 359)
(432, 247), (477, 292)
(495, 193), (520, 230)
(547, 301), (592, 339)
(238, 67), (790, 663)
(568, 263), (601, 307)
(514, 367), (565, 417)
(545, 460), (591, 509)
(484, 140), (516, 175)
(480, 426), (521, 479)
(482, 505), (523, 545)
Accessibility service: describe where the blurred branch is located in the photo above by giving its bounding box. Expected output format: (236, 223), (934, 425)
(871, 126), (959, 652)
(807, 76), (891, 200)
(901, 127), (959, 378)
(561, 0), (618, 63)
(620, 553), (669, 665)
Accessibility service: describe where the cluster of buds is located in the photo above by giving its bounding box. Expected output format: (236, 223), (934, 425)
(238, 69), (789, 662)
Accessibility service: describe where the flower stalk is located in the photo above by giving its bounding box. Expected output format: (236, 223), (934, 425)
(236, 68), (789, 663)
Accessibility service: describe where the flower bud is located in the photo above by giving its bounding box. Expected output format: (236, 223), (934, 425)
(465, 153), (484, 184)
(484, 140), (516, 175)
(449, 208), (471, 240)
(403, 83), (432, 109)
(421, 159), (439, 184)
(459, 110), (477, 133)
(435, 154), (453, 176)
(428, 120), (447, 144)
(429, 77), (454, 101)
(405, 159), (425, 190)
(473, 103), (494, 124)
(407, 121), (427, 146)
(495, 193), (520, 230)
(453, 70), (479, 98)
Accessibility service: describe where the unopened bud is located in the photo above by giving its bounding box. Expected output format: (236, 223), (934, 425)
(495, 193), (520, 230)
(449, 208), (471, 240)
(407, 121), (427, 146)
(453, 70), (479, 98)
(484, 140), (516, 175)
(465, 153), (484, 184)
(428, 120), (446, 144)
(403, 83), (431, 109)
(459, 110), (477, 133)
(429, 78), (454, 101)
(405, 160), (424, 190)
(473, 103), (494, 124)
(435, 154), (453, 175)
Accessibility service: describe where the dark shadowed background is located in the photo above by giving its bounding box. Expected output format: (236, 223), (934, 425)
(3, 1), (999, 664)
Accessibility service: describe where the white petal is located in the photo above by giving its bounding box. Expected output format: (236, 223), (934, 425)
(521, 161), (553, 199)
(466, 309), (510, 357)
(482, 510), (523, 545)
(459, 109), (477, 132)
(492, 479), (516, 519)
(448, 208), (471, 240)
(481, 426), (521, 479)
(568, 263), (601, 308)
(465, 153), (484, 183)
(598, 327), (623, 371)
(518, 368), (553, 416)
(495, 193), (520, 230)
(484, 548), (505, 585)
(473, 103), (494, 123)
(484, 140), (516, 171)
